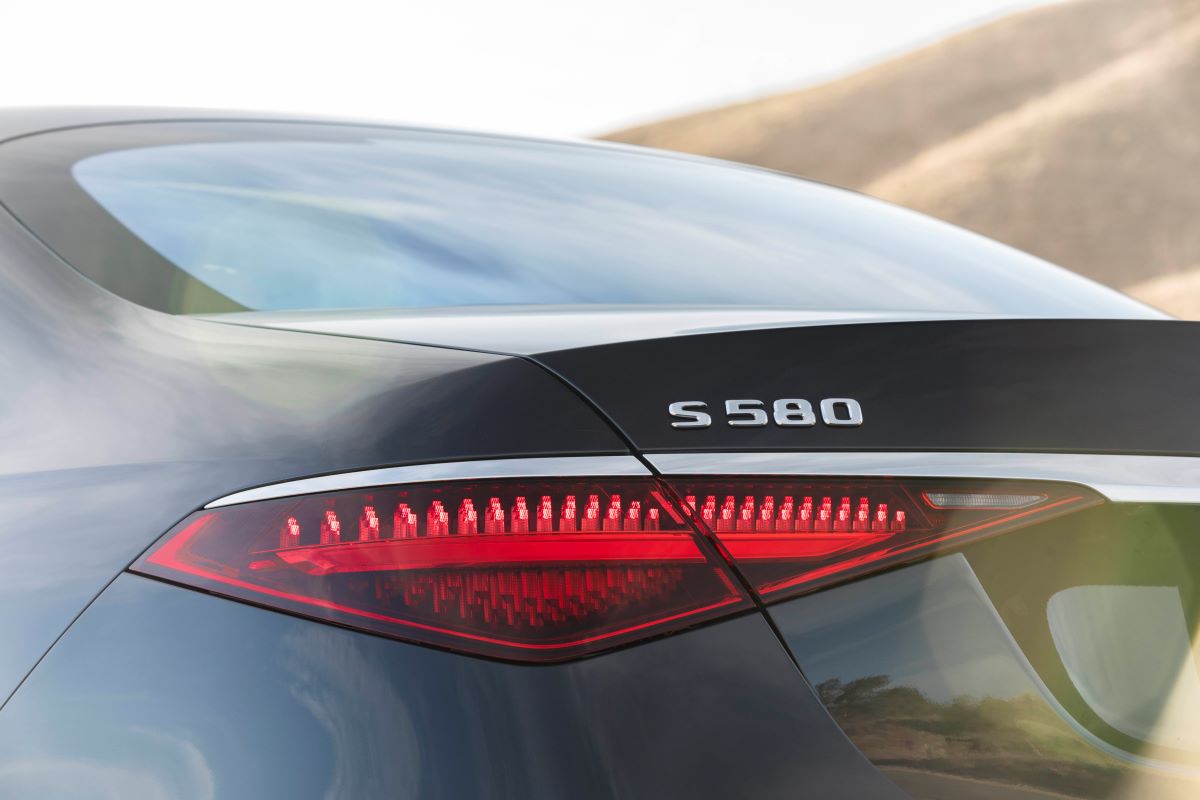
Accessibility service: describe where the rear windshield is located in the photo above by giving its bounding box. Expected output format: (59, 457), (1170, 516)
(0, 121), (1152, 316)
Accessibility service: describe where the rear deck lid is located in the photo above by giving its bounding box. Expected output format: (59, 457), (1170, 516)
(535, 318), (1200, 456)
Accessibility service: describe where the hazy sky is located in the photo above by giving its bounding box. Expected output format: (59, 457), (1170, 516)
(2, 0), (1049, 137)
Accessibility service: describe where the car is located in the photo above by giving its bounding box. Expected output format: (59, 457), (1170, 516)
(0, 107), (1197, 800)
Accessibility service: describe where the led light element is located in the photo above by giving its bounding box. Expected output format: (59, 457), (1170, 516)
(133, 478), (749, 662)
(667, 477), (1099, 600)
(135, 471), (1100, 662)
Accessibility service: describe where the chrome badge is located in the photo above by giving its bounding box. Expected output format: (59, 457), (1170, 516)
(668, 398), (863, 429)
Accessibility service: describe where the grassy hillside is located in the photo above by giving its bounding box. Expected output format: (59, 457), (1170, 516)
(605, 0), (1200, 314)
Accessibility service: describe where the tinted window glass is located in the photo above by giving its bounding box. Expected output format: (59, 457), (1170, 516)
(0, 122), (1157, 316)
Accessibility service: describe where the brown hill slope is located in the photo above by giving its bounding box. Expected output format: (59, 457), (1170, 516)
(604, 0), (1200, 310)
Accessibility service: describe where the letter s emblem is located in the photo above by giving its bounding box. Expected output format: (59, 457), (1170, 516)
(668, 401), (712, 429)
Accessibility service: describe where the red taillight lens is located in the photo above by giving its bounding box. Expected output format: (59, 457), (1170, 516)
(666, 477), (1100, 600)
(135, 473), (1101, 661)
(132, 479), (750, 661)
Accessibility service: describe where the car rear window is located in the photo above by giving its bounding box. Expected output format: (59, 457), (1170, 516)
(0, 120), (1154, 316)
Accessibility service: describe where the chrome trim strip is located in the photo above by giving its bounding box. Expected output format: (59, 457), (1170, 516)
(206, 456), (650, 508)
(210, 451), (1200, 508)
(645, 452), (1200, 504)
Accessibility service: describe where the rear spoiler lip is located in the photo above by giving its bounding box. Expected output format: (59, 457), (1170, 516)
(195, 306), (1145, 356)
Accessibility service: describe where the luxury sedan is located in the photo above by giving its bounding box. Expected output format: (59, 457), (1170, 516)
(0, 107), (1198, 799)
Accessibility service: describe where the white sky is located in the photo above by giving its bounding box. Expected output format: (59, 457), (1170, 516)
(2, 0), (1049, 137)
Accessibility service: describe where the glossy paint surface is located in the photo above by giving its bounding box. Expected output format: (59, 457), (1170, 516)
(211, 306), (1034, 355)
(0, 574), (907, 799)
(0, 208), (624, 703)
(538, 318), (1200, 455)
(964, 503), (1200, 769)
(772, 553), (1200, 799)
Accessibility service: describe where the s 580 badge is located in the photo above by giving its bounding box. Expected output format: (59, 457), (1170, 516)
(668, 398), (863, 429)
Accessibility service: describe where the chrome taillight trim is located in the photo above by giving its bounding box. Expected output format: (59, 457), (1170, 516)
(645, 452), (1200, 504)
(205, 456), (650, 508)
(208, 451), (1200, 510)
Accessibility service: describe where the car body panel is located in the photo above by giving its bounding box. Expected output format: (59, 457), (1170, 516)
(0, 208), (625, 704)
(771, 555), (1200, 799)
(204, 306), (1046, 355)
(0, 106), (461, 146)
(535, 318), (1200, 455)
(0, 573), (908, 799)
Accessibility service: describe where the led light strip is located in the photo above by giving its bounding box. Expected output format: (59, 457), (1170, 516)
(646, 452), (1200, 504)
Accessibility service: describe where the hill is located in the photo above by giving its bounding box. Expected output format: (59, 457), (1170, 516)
(604, 0), (1200, 314)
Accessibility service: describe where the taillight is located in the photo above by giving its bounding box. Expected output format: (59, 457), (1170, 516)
(134, 471), (1100, 661)
(132, 478), (750, 662)
(665, 477), (1100, 600)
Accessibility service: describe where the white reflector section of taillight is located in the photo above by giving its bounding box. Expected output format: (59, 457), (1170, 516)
(922, 491), (1046, 509)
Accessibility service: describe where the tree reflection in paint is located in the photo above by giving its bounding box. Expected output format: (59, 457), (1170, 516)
(819, 674), (1133, 798)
